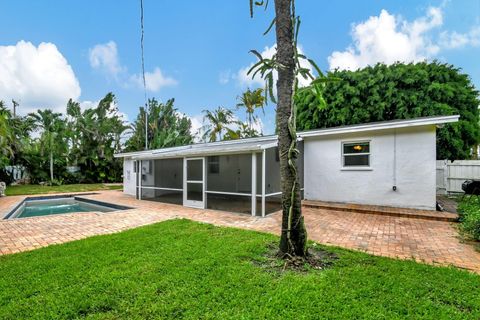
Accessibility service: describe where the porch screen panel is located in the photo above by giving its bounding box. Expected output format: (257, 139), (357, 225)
(140, 158), (183, 204)
(141, 189), (183, 205)
(265, 147), (281, 195)
(206, 154), (252, 214)
(155, 158), (183, 189)
(206, 154), (252, 193)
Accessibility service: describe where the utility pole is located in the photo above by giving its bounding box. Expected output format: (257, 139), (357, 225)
(12, 99), (19, 117)
(140, 0), (148, 150)
(145, 106), (148, 150)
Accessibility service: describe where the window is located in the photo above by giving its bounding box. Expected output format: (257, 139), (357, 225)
(208, 156), (220, 174)
(342, 141), (370, 167)
(133, 161), (137, 173)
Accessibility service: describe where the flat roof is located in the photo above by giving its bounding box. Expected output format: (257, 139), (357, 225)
(115, 115), (459, 160)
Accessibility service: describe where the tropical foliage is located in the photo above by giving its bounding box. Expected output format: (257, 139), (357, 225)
(0, 93), (128, 184)
(201, 106), (237, 142)
(236, 88), (265, 132)
(458, 197), (480, 241)
(295, 62), (480, 160)
(125, 98), (193, 151)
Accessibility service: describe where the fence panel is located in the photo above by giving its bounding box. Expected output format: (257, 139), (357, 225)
(436, 160), (480, 193)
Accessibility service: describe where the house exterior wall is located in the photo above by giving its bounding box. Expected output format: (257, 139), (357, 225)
(123, 158), (136, 196)
(303, 125), (437, 210)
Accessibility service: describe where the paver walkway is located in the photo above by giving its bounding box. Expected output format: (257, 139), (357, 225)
(1, 190), (479, 273)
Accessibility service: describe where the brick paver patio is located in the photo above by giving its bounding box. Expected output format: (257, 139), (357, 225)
(1, 190), (479, 273)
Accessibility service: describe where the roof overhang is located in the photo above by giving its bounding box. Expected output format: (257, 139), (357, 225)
(297, 115), (459, 138)
(114, 115), (459, 160)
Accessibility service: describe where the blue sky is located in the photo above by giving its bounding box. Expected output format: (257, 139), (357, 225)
(0, 0), (479, 135)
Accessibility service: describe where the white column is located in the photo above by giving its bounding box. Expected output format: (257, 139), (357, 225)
(182, 157), (187, 205)
(139, 160), (142, 200)
(262, 149), (266, 217)
(251, 152), (257, 217)
(202, 157), (206, 209)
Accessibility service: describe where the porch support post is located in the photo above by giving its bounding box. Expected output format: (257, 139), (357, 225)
(251, 152), (257, 217)
(139, 160), (142, 200)
(261, 149), (266, 217)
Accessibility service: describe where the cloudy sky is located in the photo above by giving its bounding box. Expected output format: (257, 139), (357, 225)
(0, 0), (479, 134)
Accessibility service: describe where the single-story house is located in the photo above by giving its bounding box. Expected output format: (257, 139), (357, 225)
(114, 115), (459, 216)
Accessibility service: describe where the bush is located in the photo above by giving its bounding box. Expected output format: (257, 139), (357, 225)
(457, 198), (480, 241)
(0, 169), (14, 185)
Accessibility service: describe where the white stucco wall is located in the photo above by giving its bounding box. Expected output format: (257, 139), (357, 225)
(123, 158), (137, 196)
(303, 125), (437, 210)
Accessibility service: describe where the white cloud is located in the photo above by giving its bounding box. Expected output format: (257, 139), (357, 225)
(89, 41), (178, 93)
(440, 26), (480, 49)
(219, 69), (232, 84)
(187, 114), (204, 141)
(88, 41), (124, 78)
(237, 44), (314, 89)
(328, 7), (443, 70)
(0, 41), (81, 114)
(130, 67), (178, 92)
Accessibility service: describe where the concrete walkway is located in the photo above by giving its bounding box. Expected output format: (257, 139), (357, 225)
(1, 190), (479, 273)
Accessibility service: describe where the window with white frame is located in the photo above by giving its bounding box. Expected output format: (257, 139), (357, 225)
(342, 141), (370, 167)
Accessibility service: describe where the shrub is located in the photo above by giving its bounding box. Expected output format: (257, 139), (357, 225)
(457, 198), (480, 241)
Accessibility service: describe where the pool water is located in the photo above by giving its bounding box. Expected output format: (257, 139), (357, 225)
(8, 197), (125, 219)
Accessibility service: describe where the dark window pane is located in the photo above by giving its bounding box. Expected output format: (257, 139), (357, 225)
(187, 159), (203, 181)
(208, 156), (219, 174)
(344, 142), (369, 154)
(187, 183), (203, 201)
(344, 154), (369, 166)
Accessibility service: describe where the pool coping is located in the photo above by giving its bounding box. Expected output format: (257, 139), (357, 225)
(3, 193), (133, 220)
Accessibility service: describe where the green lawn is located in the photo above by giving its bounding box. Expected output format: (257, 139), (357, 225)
(5, 183), (122, 196)
(0, 220), (479, 319)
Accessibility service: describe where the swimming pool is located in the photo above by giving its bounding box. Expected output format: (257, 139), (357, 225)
(4, 195), (132, 219)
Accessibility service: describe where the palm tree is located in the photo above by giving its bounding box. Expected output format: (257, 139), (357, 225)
(29, 109), (65, 182)
(0, 103), (14, 166)
(201, 107), (236, 142)
(236, 88), (265, 132)
(125, 98), (193, 151)
(249, 0), (310, 257)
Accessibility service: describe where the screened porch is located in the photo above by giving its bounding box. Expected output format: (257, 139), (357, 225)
(133, 141), (304, 217)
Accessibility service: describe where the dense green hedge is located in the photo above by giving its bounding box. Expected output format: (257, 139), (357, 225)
(457, 198), (480, 241)
(295, 62), (480, 160)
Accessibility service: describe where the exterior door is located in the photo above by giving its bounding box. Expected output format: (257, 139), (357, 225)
(183, 157), (205, 208)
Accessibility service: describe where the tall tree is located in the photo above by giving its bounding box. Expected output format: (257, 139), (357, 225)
(0, 102), (14, 167)
(126, 98), (193, 151)
(201, 106), (236, 142)
(236, 88), (265, 132)
(29, 109), (66, 182)
(295, 62), (480, 160)
(249, 0), (325, 257)
(78, 93), (128, 182)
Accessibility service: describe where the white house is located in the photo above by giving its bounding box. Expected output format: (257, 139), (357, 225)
(114, 115), (459, 216)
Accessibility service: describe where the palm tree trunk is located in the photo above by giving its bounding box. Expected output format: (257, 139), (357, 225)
(275, 0), (307, 257)
(50, 150), (54, 182)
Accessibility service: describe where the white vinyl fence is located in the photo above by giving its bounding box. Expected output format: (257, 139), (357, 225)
(436, 160), (480, 194)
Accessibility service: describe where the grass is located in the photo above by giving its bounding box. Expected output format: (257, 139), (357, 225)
(5, 183), (122, 196)
(0, 219), (479, 319)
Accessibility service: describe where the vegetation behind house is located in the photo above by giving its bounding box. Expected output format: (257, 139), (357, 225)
(295, 61), (480, 160)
